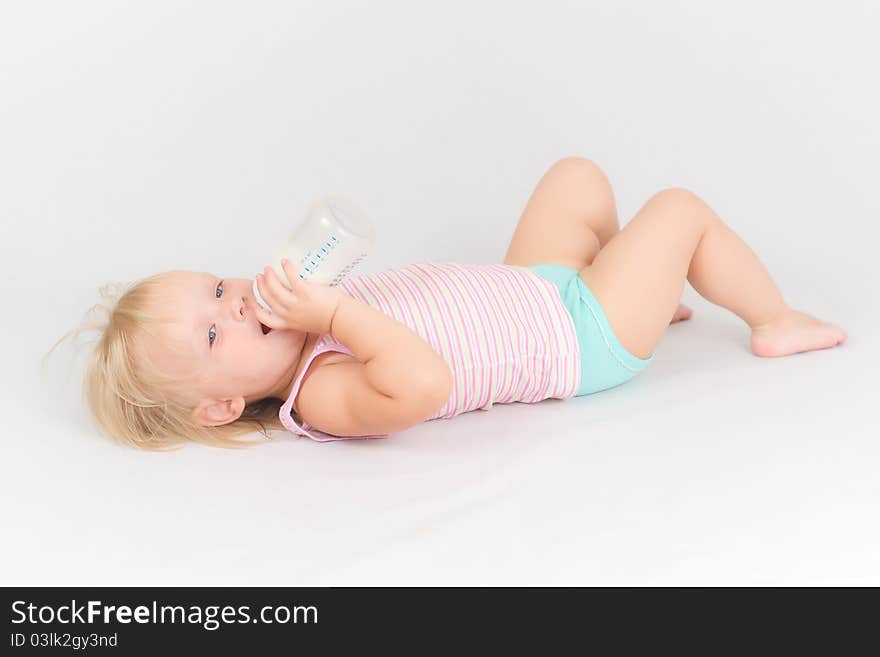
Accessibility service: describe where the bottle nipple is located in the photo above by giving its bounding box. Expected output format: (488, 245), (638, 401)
(252, 279), (273, 313)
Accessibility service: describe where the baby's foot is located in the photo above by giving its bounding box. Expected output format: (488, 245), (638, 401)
(670, 303), (693, 324)
(750, 309), (847, 357)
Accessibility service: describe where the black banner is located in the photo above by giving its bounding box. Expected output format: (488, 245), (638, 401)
(1, 586), (874, 653)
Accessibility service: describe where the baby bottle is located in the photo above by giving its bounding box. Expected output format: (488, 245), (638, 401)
(253, 195), (376, 313)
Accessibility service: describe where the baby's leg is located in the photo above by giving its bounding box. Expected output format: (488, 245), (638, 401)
(579, 188), (847, 359)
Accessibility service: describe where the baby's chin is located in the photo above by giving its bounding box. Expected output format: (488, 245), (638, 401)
(267, 328), (307, 341)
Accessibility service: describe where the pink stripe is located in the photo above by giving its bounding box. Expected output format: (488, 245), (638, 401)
(343, 277), (381, 310)
(493, 269), (523, 404)
(338, 278), (355, 295)
(338, 278), (361, 302)
(387, 268), (443, 350)
(408, 263), (470, 414)
(541, 275), (580, 397)
(373, 270), (418, 327)
(532, 278), (574, 399)
(446, 262), (493, 411)
(422, 263), (484, 411)
(493, 266), (541, 402)
(376, 269), (450, 417)
(480, 266), (513, 405)
(479, 266), (521, 404)
(398, 265), (456, 413)
(515, 271), (557, 400)
(470, 263), (510, 408)
(519, 267), (573, 399)
(532, 271), (580, 397)
(396, 265), (460, 413)
(442, 262), (506, 410)
(507, 267), (558, 402)
(356, 273), (404, 324)
(425, 262), (488, 414)
(535, 271), (580, 397)
(447, 263), (503, 411)
(486, 267), (528, 404)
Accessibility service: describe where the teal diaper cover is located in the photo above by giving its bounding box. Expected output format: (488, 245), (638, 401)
(528, 263), (654, 396)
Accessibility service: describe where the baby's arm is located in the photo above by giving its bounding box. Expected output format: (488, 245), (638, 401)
(296, 357), (449, 436)
(330, 294), (452, 401)
(307, 294), (451, 436)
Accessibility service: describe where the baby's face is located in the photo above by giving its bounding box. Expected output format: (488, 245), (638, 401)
(149, 271), (308, 405)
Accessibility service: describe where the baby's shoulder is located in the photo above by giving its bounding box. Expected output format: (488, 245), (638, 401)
(290, 346), (357, 412)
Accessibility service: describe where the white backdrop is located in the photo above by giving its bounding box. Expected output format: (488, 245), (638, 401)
(1, 1), (878, 585)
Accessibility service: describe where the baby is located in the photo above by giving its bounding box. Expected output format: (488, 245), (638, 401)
(63, 156), (847, 450)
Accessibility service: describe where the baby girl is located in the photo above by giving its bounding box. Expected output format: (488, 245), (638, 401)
(68, 156), (847, 450)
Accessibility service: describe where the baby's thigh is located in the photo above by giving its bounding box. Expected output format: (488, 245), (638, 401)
(578, 190), (705, 360)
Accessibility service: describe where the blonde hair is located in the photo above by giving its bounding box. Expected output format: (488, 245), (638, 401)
(44, 272), (296, 451)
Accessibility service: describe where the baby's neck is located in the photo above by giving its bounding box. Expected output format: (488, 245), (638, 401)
(271, 332), (320, 402)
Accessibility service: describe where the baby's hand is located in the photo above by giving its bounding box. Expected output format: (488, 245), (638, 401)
(249, 259), (343, 335)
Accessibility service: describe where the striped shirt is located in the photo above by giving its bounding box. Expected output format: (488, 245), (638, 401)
(278, 262), (580, 441)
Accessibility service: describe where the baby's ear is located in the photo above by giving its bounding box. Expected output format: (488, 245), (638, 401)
(192, 396), (246, 427)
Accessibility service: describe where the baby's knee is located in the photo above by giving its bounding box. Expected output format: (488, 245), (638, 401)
(645, 187), (710, 230)
(650, 187), (701, 208)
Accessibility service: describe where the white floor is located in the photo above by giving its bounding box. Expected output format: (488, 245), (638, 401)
(3, 288), (877, 586)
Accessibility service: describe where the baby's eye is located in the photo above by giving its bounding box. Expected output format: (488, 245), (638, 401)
(209, 280), (223, 347)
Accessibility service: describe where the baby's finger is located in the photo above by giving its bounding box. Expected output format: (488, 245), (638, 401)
(263, 265), (293, 309)
(246, 295), (280, 330)
(280, 258), (302, 289)
(260, 267), (290, 311)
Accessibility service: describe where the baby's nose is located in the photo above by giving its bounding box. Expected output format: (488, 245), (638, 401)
(233, 296), (247, 319)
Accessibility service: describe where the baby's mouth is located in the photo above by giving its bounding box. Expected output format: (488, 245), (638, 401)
(260, 322), (273, 335)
